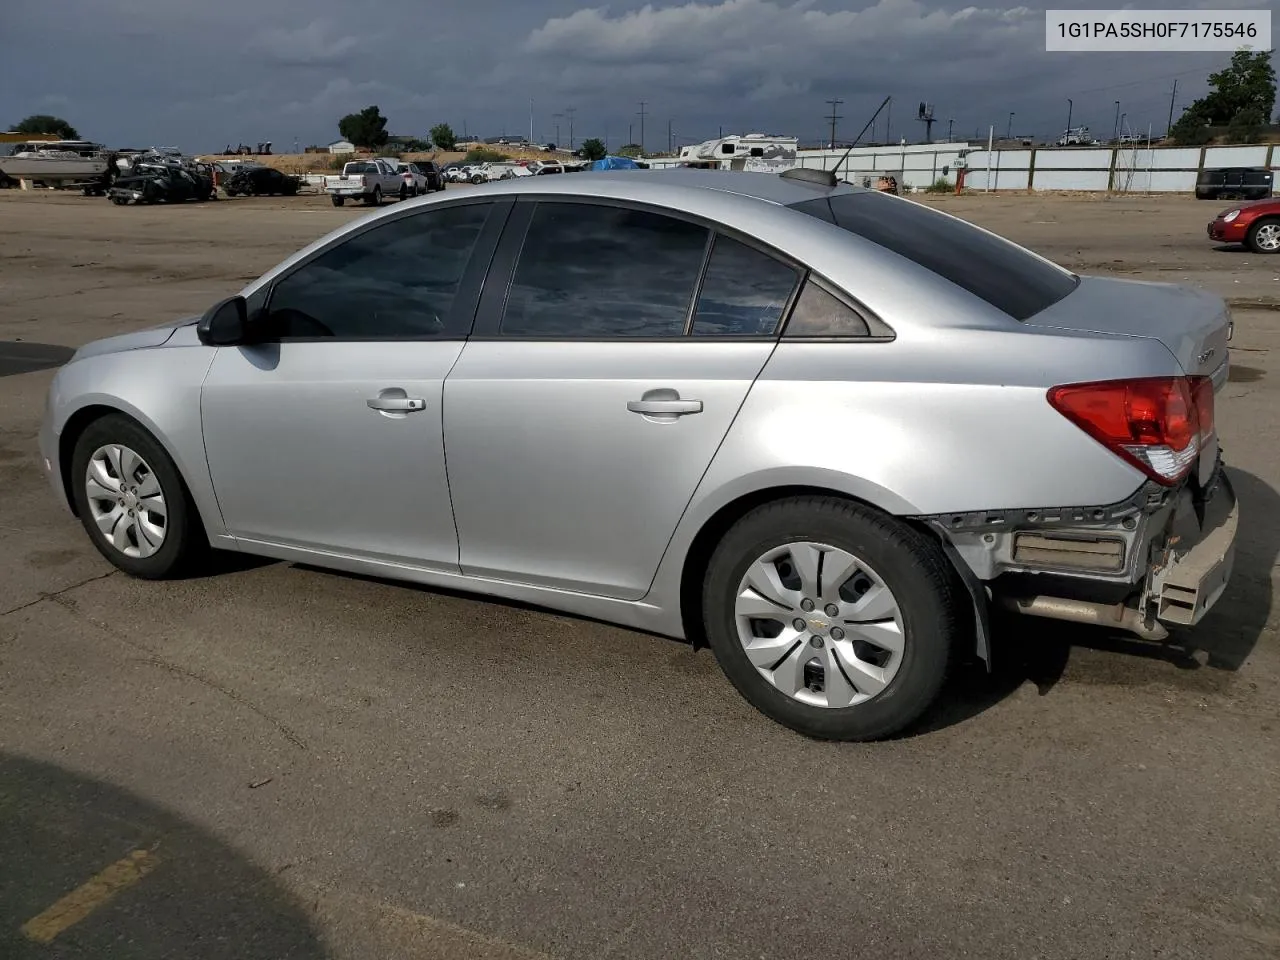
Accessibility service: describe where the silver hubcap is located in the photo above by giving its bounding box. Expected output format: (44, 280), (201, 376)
(734, 542), (904, 708)
(85, 444), (167, 559)
(1257, 223), (1280, 251)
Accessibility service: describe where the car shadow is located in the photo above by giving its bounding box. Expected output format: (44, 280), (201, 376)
(909, 466), (1277, 736)
(0, 753), (329, 959)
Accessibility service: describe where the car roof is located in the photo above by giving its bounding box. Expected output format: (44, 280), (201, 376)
(475, 167), (865, 207)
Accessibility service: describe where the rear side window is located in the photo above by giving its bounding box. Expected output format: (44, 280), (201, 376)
(789, 193), (1078, 321)
(500, 202), (708, 338)
(690, 235), (800, 337)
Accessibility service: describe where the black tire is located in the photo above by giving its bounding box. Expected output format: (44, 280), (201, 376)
(1245, 217), (1280, 255)
(331, 196), (345, 207)
(702, 496), (963, 741)
(69, 414), (206, 580)
(369, 187), (382, 206)
(399, 184), (408, 201)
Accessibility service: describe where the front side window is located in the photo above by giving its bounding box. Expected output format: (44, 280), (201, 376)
(500, 202), (708, 338)
(690, 235), (800, 337)
(262, 203), (491, 339)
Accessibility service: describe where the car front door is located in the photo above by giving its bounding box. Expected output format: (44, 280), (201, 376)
(200, 198), (509, 568)
(443, 199), (803, 600)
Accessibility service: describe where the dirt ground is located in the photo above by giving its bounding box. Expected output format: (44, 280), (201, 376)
(1, 187), (1278, 960)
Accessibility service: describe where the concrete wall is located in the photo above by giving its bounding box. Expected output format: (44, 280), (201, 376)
(644, 141), (1277, 193)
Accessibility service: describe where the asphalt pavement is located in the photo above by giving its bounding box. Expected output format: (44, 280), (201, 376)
(1, 191), (1277, 959)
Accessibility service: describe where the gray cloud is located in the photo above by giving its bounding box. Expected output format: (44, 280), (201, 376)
(0, 0), (1272, 153)
(245, 20), (365, 67)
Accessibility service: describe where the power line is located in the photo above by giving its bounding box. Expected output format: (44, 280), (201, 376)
(824, 97), (843, 149)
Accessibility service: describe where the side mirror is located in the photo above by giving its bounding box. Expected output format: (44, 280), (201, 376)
(197, 295), (250, 346)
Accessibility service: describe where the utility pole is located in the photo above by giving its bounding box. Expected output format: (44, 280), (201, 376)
(529, 98), (534, 144)
(637, 100), (648, 152)
(1112, 100), (1121, 142)
(1166, 79), (1178, 136)
(553, 113), (563, 148)
(1066, 98), (1073, 138)
(947, 118), (954, 141)
(825, 97), (843, 149)
(886, 99), (892, 142)
(667, 119), (673, 155)
(566, 107), (576, 150)
(1006, 112), (1014, 140)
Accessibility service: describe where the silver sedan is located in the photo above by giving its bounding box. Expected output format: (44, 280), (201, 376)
(39, 169), (1239, 740)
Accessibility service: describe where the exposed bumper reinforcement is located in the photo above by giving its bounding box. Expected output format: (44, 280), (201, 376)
(1148, 472), (1238, 627)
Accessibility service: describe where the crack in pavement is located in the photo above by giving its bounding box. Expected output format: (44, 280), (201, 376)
(0, 569), (118, 619)
(16, 584), (309, 753)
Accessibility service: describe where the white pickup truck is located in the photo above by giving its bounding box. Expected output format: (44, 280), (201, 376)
(323, 159), (403, 207)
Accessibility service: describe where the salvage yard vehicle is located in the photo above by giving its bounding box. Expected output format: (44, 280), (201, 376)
(323, 158), (402, 206)
(1195, 167), (1274, 202)
(107, 156), (215, 205)
(39, 169), (1238, 741)
(1207, 196), (1280, 254)
(223, 166), (302, 197)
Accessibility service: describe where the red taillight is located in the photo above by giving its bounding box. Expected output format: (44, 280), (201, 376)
(1047, 377), (1214, 485)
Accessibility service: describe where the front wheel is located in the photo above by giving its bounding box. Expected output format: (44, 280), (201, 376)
(702, 496), (963, 741)
(69, 414), (206, 579)
(1246, 217), (1280, 254)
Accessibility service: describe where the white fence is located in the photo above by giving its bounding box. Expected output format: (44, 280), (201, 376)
(644, 141), (1277, 193)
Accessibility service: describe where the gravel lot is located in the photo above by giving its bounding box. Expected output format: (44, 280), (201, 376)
(1, 188), (1278, 959)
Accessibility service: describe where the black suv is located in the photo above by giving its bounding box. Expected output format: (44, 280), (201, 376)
(417, 161), (445, 192)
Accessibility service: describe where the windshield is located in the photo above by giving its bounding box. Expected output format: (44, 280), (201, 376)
(788, 192), (1079, 321)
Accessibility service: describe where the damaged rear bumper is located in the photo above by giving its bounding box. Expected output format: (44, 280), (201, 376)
(925, 460), (1239, 642)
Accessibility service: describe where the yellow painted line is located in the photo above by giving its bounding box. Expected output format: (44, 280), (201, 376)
(21, 848), (160, 944)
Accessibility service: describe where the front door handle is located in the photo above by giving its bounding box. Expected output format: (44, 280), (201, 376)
(627, 399), (703, 416)
(367, 396), (426, 412)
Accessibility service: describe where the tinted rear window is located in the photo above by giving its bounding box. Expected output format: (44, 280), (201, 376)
(789, 193), (1078, 321)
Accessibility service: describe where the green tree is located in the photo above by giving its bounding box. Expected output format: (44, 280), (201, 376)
(616, 143), (644, 158)
(1226, 105), (1266, 143)
(13, 114), (79, 139)
(1186, 50), (1276, 126)
(579, 137), (607, 161)
(337, 106), (389, 150)
(1169, 106), (1214, 146)
(430, 123), (456, 151)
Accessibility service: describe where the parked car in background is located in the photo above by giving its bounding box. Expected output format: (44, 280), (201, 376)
(416, 160), (446, 192)
(395, 162), (429, 197)
(1195, 167), (1273, 202)
(1207, 197), (1280, 253)
(42, 169), (1237, 742)
(533, 161), (564, 175)
(223, 166), (302, 197)
(108, 156), (215, 205)
(323, 159), (402, 206)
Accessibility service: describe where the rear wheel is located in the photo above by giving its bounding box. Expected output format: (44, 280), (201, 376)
(1246, 217), (1280, 254)
(399, 184), (408, 201)
(70, 414), (206, 579)
(369, 187), (382, 206)
(702, 496), (962, 741)
(331, 196), (345, 207)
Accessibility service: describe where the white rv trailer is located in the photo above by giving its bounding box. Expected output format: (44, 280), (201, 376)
(675, 133), (798, 172)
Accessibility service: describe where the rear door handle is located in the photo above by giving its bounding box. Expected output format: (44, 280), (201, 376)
(367, 396), (426, 412)
(627, 399), (703, 416)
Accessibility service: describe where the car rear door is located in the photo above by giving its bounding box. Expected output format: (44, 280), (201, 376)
(442, 198), (803, 600)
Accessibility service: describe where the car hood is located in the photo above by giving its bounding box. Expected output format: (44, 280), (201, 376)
(70, 316), (199, 362)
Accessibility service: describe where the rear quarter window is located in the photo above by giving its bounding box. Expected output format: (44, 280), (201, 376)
(789, 192), (1079, 321)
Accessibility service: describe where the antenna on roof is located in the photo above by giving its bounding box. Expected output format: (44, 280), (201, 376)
(781, 95), (892, 188)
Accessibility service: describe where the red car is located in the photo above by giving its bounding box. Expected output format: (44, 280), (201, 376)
(1207, 197), (1280, 254)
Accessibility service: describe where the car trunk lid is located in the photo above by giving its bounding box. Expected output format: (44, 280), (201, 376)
(1026, 275), (1230, 385)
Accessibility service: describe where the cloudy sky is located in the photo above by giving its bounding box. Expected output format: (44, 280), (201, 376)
(1, 0), (1274, 153)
